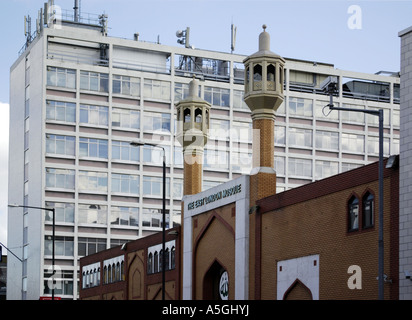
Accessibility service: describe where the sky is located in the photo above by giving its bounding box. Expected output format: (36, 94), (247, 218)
(0, 0), (411, 252)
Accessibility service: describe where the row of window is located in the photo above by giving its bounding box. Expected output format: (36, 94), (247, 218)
(46, 100), (399, 154)
(81, 247), (177, 289)
(348, 192), (374, 232)
(44, 201), (179, 229)
(147, 247), (176, 274)
(45, 168), (184, 197)
(82, 261), (126, 289)
(48, 67), (400, 122)
(46, 67), (248, 109)
(44, 237), (128, 258)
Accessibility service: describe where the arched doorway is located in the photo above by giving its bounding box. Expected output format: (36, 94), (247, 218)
(203, 260), (229, 300)
(283, 279), (313, 300)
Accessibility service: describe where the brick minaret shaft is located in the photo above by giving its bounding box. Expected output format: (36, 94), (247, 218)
(243, 25), (285, 300)
(244, 24), (285, 204)
(176, 78), (211, 196)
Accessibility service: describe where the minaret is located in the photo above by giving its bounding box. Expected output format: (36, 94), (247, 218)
(244, 24), (285, 300)
(243, 24), (285, 202)
(176, 78), (211, 195)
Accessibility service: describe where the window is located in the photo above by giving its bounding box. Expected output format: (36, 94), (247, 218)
(363, 193), (374, 228)
(275, 156), (285, 176)
(289, 97), (313, 117)
(315, 160), (338, 180)
(112, 108), (140, 130)
(44, 270), (74, 296)
(275, 126), (286, 145)
(232, 121), (252, 142)
(80, 71), (109, 92)
(46, 101), (76, 123)
(45, 236), (74, 256)
(316, 130), (339, 151)
(172, 179), (183, 199)
(47, 67), (76, 89)
(342, 133), (364, 153)
(253, 64), (262, 81)
(171, 247), (176, 269)
(288, 158), (312, 178)
(231, 151), (252, 173)
(341, 104), (365, 124)
(289, 128), (312, 148)
(110, 206), (139, 227)
(113, 75), (140, 97)
(143, 145), (170, 165)
(46, 134), (75, 156)
(148, 253), (153, 274)
(144, 79), (171, 100)
(143, 176), (170, 197)
(210, 119), (230, 141)
(112, 174), (139, 194)
(78, 204), (108, 225)
(112, 141), (139, 162)
(80, 105), (108, 127)
(142, 208), (170, 228)
(78, 171), (108, 192)
(204, 149), (229, 170)
(154, 252), (159, 273)
(143, 112), (171, 132)
(173, 146), (183, 168)
(367, 136), (390, 156)
(233, 90), (249, 110)
(45, 202), (74, 224)
(348, 196), (359, 231)
(174, 83), (190, 102)
(78, 238), (106, 257)
(204, 87), (230, 108)
(79, 138), (108, 159)
(46, 168), (75, 190)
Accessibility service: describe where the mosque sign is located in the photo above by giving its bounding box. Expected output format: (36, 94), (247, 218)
(187, 184), (242, 211)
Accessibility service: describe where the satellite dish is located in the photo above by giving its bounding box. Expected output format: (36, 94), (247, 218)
(176, 30), (184, 38)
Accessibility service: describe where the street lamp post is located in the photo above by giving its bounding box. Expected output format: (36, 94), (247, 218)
(8, 204), (56, 300)
(131, 141), (166, 300)
(323, 79), (385, 300)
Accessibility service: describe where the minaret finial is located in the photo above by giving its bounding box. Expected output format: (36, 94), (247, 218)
(262, 24), (267, 31)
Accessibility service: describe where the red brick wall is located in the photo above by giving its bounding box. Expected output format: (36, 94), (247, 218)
(256, 159), (399, 300)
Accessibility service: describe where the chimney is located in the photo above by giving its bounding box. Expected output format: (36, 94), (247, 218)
(243, 25), (285, 201)
(176, 78), (211, 195)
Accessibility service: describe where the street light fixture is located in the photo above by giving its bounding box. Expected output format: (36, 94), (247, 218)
(322, 77), (385, 300)
(8, 204), (56, 300)
(130, 141), (167, 300)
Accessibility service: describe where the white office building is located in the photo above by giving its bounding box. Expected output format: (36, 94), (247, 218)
(8, 4), (400, 300)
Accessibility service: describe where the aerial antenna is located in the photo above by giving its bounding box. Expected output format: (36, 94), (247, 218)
(24, 15), (32, 45)
(231, 23), (237, 53)
(74, 0), (81, 23)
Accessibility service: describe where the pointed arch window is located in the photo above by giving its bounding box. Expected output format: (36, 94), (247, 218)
(154, 251), (159, 273)
(267, 64), (275, 82)
(148, 253), (153, 274)
(363, 192), (374, 229)
(184, 108), (191, 123)
(348, 196), (359, 231)
(195, 108), (202, 123)
(171, 246), (176, 270)
(253, 64), (262, 81)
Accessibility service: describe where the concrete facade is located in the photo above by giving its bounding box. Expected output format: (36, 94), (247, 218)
(399, 25), (412, 300)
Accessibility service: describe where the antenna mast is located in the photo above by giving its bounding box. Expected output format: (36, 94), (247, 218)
(231, 23), (237, 53)
(74, 0), (80, 22)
